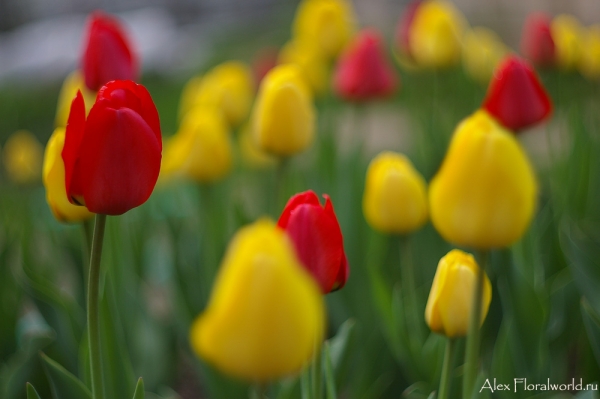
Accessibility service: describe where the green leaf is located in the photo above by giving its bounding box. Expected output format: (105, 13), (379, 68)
(327, 318), (355, 372)
(581, 299), (600, 369)
(133, 377), (145, 399)
(323, 342), (336, 399)
(40, 352), (91, 399)
(25, 383), (41, 399)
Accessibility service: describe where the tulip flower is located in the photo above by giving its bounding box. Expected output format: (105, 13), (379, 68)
(62, 80), (162, 215)
(429, 110), (537, 249)
(81, 11), (139, 91)
(292, 0), (355, 59)
(482, 55), (552, 131)
(333, 29), (398, 101)
(55, 71), (95, 128)
(238, 124), (276, 169)
(161, 108), (232, 183)
(395, 0), (423, 59)
(2, 130), (43, 184)
(252, 47), (279, 83)
(462, 27), (507, 84)
(425, 249), (492, 338)
(363, 152), (428, 235)
(520, 13), (556, 68)
(251, 64), (315, 156)
(551, 14), (583, 71)
(278, 190), (349, 293)
(178, 75), (204, 122)
(279, 40), (329, 96)
(43, 128), (94, 222)
(190, 219), (325, 382)
(579, 25), (600, 80)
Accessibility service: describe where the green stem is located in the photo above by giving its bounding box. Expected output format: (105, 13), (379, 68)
(273, 158), (289, 217)
(438, 338), (456, 399)
(399, 236), (424, 344)
(311, 346), (322, 399)
(88, 214), (107, 399)
(249, 383), (267, 399)
(462, 251), (487, 399)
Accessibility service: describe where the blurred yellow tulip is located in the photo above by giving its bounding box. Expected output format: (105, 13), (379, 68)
(55, 70), (95, 127)
(551, 14), (583, 71)
(43, 128), (94, 222)
(251, 64), (316, 157)
(279, 40), (329, 96)
(425, 249), (491, 338)
(190, 219), (325, 382)
(409, 0), (466, 68)
(429, 110), (537, 249)
(462, 27), (507, 84)
(3, 130), (43, 184)
(178, 75), (203, 121)
(579, 25), (600, 80)
(363, 151), (428, 234)
(238, 124), (276, 169)
(161, 108), (232, 183)
(292, 0), (355, 59)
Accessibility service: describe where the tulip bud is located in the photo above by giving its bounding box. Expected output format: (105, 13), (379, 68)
(55, 71), (96, 128)
(551, 14), (583, 71)
(579, 25), (600, 80)
(161, 108), (232, 183)
(279, 40), (329, 96)
(43, 128), (94, 222)
(278, 190), (349, 293)
(2, 130), (43, 185)
(251, 64), (315, 157)
(429, 110), (537, 249)
(363, 152), (428, 235)
(190, 219), (325, 382)
(462, 27), (507, 84)
(482, 55), (552, 131)
(425, 249), (492, 338)
(62, 80), (162, 215)
(292, 0), (356, 59)
(520, 13), (556, 68)
(333, 29), (398, 101)
(238, 124), (276, 169)
(81, 11), (138, 91)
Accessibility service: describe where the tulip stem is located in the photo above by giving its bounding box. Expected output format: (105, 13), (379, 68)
(88, 214), (106, 399)
(462, 250), (487, 399)
(274, 158), (289, 216)
(249, 383), (267, 399)
(399, 236), (424, 345)
(311, 346), (323, 399)
(438, 338), (456, 399)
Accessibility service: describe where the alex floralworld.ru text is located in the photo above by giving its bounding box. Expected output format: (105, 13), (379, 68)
(480, 378), (599, 393)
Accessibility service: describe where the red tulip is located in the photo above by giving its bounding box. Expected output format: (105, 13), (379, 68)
(333, 29), (398, 101)
(482, 55), (552, 131)
(520, 13), (556, 68)
(252, 47), (279, 84)
(395, 0), (422, 58)
(278, 190), (349, 293)
(62, 80), (162, 215)
(82, 11), (139, 91)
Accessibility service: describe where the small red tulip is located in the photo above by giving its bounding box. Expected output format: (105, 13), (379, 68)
(62, 80), (162, 215)
(482, 55), (552, 131)
(278, 190), (349, 293)
(520, 13), (556, 68)
(82, 11), (139, 91)
(252, 47), (279, 84)
(333, 29), (398, 101)
(395, 0), (422, 58)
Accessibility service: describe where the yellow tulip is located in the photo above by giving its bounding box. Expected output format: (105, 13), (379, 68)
(292, 0), (355, 59)
(178, 75), (203, 122)
(429, 110), (537, 249)
(462, 27), (508, 84)
(43, 128), (94, 222)
(363, 151), (428, 234)
(190, 219), (325, 382)
(55, 70), (95, 127)
(251, 64), (316, 157)
(579, 25), (600, 80)
(161, 107), (232, 183)
(279, 40), (329, 96)
(238, 124), (276, 169)
(551, 14), (583, 71)
(3, 130), (43, 184)
(425, 249), (492, 338)
(409, 0), (466, 69)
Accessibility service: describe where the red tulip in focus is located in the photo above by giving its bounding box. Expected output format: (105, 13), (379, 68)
(333, 29), (398, 101)
(82, 11), (139, 91)
(395, 0), (422, 58)
(278, 190), (349, 293)
(62, 80), (162, 215)
(520, 13), (556, 68)
(482, 55), (552, 131)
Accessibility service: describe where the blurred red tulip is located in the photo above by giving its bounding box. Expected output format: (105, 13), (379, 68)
(333, 29), (398, 101)
(482, 55), (552, 131)
(278, 190), (349, 293)
(82, 11), (139, 91)
(395, 0), (422, 57)
(252, 47), (279, 84)
(520, 13), (556, 68)
(62, 80), (162, 215)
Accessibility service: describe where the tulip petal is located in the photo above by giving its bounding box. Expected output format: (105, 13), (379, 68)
(277, 190), (321, 228)
(62, 91), (87, 204)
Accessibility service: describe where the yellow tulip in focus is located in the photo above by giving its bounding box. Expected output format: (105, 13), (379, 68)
(190, 219), (325, 382)
(238, 124), (276, 169)
(279, 40), (329, 96)
(3, 130), (43, 184)
(161, 108), (232, 183)
(551, 15), (583, 71)
(251, 64), (315, 157)
(579, 25), (600, 80)
(293, 0), (355, 59)
(425, 249), (492, 338)
(43, 128), (94, 222)
(409, 0), (466, 68)
(55, 70), (95, 127)
(363, 151), (428, 234)
(429, 110), (537, 249)
(462, 27), (507, 84)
